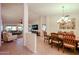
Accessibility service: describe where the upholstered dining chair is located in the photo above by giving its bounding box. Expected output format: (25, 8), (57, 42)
(51, 33), (63, 51)
(3, 32), (17, 42)
(62, 38), (77, 54)
(43, 31), (50, 43)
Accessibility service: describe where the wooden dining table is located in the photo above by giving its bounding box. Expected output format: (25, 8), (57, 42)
(48, 34), (63, 45)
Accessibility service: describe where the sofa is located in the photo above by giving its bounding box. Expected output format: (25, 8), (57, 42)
(3, 32), (17, 42)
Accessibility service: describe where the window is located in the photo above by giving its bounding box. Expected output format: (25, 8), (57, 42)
(5, 26), (12, 31)
(18, 26), (23, 31)
(5, 25), (23, 31)
(11, 26), (17, 31)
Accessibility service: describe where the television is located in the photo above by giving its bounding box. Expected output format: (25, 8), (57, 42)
(32, 24), (38, 30)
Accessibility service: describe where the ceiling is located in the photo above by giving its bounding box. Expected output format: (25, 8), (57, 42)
(1, 3), (24, 25)
(28, 3), (79, 22)
(1, 3), (79, 24)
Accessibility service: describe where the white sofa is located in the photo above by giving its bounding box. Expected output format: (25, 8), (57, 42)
(3, 32), (17, 42)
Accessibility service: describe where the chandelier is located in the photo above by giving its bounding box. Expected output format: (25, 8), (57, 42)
(57, 6), (71, 24)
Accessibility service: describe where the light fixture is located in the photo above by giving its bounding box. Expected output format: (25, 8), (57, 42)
(57, 6), (70, 24)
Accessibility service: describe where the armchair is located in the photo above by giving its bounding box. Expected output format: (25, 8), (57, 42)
(62, 33), (77, 54)
(3, 32), (17, 42)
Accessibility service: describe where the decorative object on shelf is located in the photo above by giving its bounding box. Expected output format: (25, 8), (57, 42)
(57, 6), (76, 29)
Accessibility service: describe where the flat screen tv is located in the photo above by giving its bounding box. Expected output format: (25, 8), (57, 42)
(32, 24), (38, 30)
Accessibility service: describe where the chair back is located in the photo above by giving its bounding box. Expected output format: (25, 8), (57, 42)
(51, 33), (59, 40)
(44, 31), (47, 36)
(63, 37), (76, 46)
(51, 33), (58, 38)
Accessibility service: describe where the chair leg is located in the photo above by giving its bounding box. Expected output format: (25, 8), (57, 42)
(73, 48), (77, 54)
(48, 39), (51, 45)
(51, 42), (54, 48)
(63, 46), (64, 53)
(58, 47), (59, 51)
(58, 44), (60, 51)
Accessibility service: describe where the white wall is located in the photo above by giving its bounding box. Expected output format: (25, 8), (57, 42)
(29, 18), (41, 30)
(29, 16), (58, 34)
(46, 16), (59, 34)
(30, 14), (79, 36)
(2, 3), (24, 25)
(29, 16), (46, 31)
(46, 15), (79, 36)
